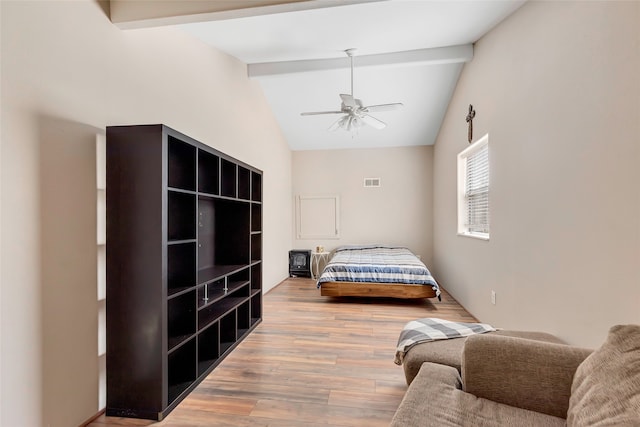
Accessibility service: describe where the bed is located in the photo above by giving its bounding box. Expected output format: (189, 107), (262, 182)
(316, 245), (441, 300)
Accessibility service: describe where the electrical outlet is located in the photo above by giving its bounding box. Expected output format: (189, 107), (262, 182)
(491, 290), (496, 305)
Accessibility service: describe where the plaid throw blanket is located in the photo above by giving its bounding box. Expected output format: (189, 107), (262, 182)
(394, 318), (496, 365)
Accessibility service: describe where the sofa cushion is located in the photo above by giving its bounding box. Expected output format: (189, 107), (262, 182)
(462, 334), (592, 419)
(567, 324), (640, 426)
(403, 329), (565, 385)
(391, 362), (565, 427)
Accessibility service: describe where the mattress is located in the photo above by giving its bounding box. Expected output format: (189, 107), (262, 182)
(316, 245), (440, 296)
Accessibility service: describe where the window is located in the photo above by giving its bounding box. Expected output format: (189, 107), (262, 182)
(458, 134), (489, 239)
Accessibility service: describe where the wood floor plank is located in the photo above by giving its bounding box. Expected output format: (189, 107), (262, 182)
(328, 389), (403, 412)
(88, 278), (475, 426)
(194, 379), (331, 405)
(375, 379), (410, 397)
(177, 395), (256, 415)
(250, 399), (396, 427)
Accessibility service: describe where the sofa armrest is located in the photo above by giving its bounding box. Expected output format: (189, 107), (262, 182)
(461, 334), (592, 419)
(391, 362), (462, 427)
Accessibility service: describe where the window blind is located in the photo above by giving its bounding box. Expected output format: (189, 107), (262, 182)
(465, 144), (489, 234)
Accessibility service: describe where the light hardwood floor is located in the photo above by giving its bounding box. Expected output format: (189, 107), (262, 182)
(88, 278), (475, 426)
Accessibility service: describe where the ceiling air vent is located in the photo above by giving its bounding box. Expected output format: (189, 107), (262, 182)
(364, 178), (381, 188)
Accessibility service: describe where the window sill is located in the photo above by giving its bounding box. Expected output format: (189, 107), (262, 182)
(457, 232), (490, 241)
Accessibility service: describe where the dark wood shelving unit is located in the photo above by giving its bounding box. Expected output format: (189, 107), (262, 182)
(106, 124), (262, 420)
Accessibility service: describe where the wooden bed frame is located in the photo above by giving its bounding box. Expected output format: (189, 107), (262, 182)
(320, 281), (438, 299)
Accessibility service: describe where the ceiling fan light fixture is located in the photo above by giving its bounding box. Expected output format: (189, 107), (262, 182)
(300, 48), (403, 133)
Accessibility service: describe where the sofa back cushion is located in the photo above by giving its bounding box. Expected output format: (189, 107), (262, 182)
(567, 324), (640, 426)
(462, 334), (591, 418)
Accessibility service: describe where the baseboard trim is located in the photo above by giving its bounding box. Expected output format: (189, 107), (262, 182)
(79, 408), (105, 427)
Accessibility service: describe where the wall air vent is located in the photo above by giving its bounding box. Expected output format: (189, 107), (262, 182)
(364, 178), (381, 188)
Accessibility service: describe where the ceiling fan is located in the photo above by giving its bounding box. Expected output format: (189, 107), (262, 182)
(300, 48), (403, 132)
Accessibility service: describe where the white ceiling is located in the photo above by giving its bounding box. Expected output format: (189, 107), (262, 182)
(176, 0), (525, 150)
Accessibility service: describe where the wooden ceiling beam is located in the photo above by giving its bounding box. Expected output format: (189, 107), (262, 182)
(248, 44), (474, 77)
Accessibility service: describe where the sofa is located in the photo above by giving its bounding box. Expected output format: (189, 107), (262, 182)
(391, 324), (640, 426)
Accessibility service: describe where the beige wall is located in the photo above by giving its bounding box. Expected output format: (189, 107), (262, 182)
(0, 1), (292, 426)
(292, 146), (434, 266)
(433, 1), (640, 348)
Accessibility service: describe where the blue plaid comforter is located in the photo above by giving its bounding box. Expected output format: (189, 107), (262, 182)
(316, 245), (440, 296)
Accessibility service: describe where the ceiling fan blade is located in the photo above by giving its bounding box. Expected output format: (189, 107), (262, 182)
(301, 111), (343, 116)
(362, 102), (404, 113)
(360, 114), (386, 130)
(340, 94), (357, 108)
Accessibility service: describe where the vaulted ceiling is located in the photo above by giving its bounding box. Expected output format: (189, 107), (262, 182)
(111, 0), (526, 150)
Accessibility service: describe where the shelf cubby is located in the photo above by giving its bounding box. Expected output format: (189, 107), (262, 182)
(167, 290), (196, 351)
(237, 300), (250, 336)
(251, 233), (262, 262)
(251, 263), (262, 292)
(238, 166), (250, 200)
(198, 150), (220, 195)
(197, 323), (219, 376)
(250, 293), (262, 327)
(220, 312), (237, 355)
(197, 197), (250, 274)
(251, 171), (262, 202)
(168, 338), (197, 403)
(221, 159), (236, 198)
(233, 283), (250, 299)
(168, 191), (196, 241)
(228, 268), (250, 291)
(168, 243), (196, 295)
(251, 204), (262, 232)
(216, 199), (250, 265)
(168, 136), (196, 191)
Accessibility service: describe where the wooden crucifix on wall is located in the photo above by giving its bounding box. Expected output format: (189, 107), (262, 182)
(466, 104), (476, 143)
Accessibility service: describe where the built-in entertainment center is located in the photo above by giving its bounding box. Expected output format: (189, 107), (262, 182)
(105, 124), (262, 420)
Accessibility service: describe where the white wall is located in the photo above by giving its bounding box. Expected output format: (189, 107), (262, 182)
(0, 1), (3, 422)
(0, 1), (292, 426)
(292, 146), (434, 266)
(433, 0), (640, 348)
